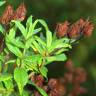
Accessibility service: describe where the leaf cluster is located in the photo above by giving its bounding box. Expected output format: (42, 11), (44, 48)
(0, 14), (71, 95)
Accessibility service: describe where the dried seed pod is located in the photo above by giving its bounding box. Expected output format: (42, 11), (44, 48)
(13, 3), (27, 21)
(55, 21), (69, 38)
(68, 19), (85, 39)
(73, 68), (87, 84)
(64, 72), (73, 83)
(0, 5), (14, 25)
(65, 59), (74, 72)
(83, 20), (94, 37)
(48, 79), (66, 96)
(48, 79), (58, 89)
(35, 75), (44, 87)
(70, 85), (87, 96)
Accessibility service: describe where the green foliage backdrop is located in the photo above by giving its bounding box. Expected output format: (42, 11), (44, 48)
(0, 0), (96, 95)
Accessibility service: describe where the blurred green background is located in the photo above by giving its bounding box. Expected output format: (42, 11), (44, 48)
(0, 0), (96, 95)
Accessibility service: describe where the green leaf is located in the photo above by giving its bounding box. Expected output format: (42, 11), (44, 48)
(8, 28), (16, 39)
(0, 24), (5, 34)
(3, 79), (13, 90)
(12, 20), (27, 39)
(26, 20), (38, 39)
(49, 38), (70, 53)
(14, 68), (28, 95)
(46, 54), (67, 65)
(7, 37), (25, 48)
(32, 40), (44, 55)
(26, 15), (33, 27)
(0, 1), (6, 6)
(5, 60), (15, 64)
(39, 67), (48, 78)
(33, 28), (42, 35)
(0, 61), (2, 72)
(24, 54), (43, 64)
(16, 58), (21, 67)
(6, 43), (22, 58)
(6, 35), (24, 48)
(56, 54), (67, 61)
(54, 48), (69, 55)
(26, 38), (34, 49)
(35, 36), (46, 48)
(28, 81), (48, 96)
(24, 55), (43, 72)
(38, 19), (49, 31)
(0, 54), (4, 61)
(46, 30), (52, 48)
(0, 74), (12, 82)
(35, 85), (48, 96)
(13, 39), (24, 48)
(27, 19), (48, 39)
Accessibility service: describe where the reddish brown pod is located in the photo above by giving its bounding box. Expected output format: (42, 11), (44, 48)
(48, 79), (66, 96)
(13, 3), (27, 21)
(83, 20), (94, 37)
(0, 3), (26, 25)
(0, 5), (14, 25)
(55, 21), (69, 38)
(55, 19), (94, 39)
(73, 68), (87, 84)
(67, 19), (85, 39)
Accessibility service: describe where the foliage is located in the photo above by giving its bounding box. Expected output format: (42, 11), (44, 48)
(0, 0), (95, 95)
(0, 14), (71, 95)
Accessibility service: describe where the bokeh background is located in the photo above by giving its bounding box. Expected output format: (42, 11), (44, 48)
(0, 0), (96, 95)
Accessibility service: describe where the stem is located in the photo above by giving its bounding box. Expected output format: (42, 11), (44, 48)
(20, 39), (27, 68)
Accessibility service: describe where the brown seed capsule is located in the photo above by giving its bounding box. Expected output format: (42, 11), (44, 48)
(68, 19), (85, 39)
(13, 3), (27, 21)
(55, 21), (69, 38)
(48, 79), (66, 96)
(0, 5), (14, 25)
(65, 59), (74, 72)
(83, 20), (94, 37)
(73, 68), (87, 84)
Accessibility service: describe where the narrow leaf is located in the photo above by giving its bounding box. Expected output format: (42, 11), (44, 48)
(0, 74), (12, 82)
(0, 1), (6, 6)
(6, 43), (22, 58)
(40, 67), (48, 78)
(0, 24), (5, 34)
(12, 20), (27, 39)
(46, 30), (52, 48)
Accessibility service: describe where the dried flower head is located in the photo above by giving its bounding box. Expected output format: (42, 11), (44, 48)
(73, 68), (87, 84)
(13, 3), (27, 21)
(48, 79), (66, 96)
(55, 21), (69, 38)
(67, 19), (85, 39)
(0, 3), (26, 25)
(55, 18), (94, 40)
(65, 59), (74, 72)
(70, 85), (87, 96)
(83, 20), (94, 37)
(0, 5), (13, 25)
